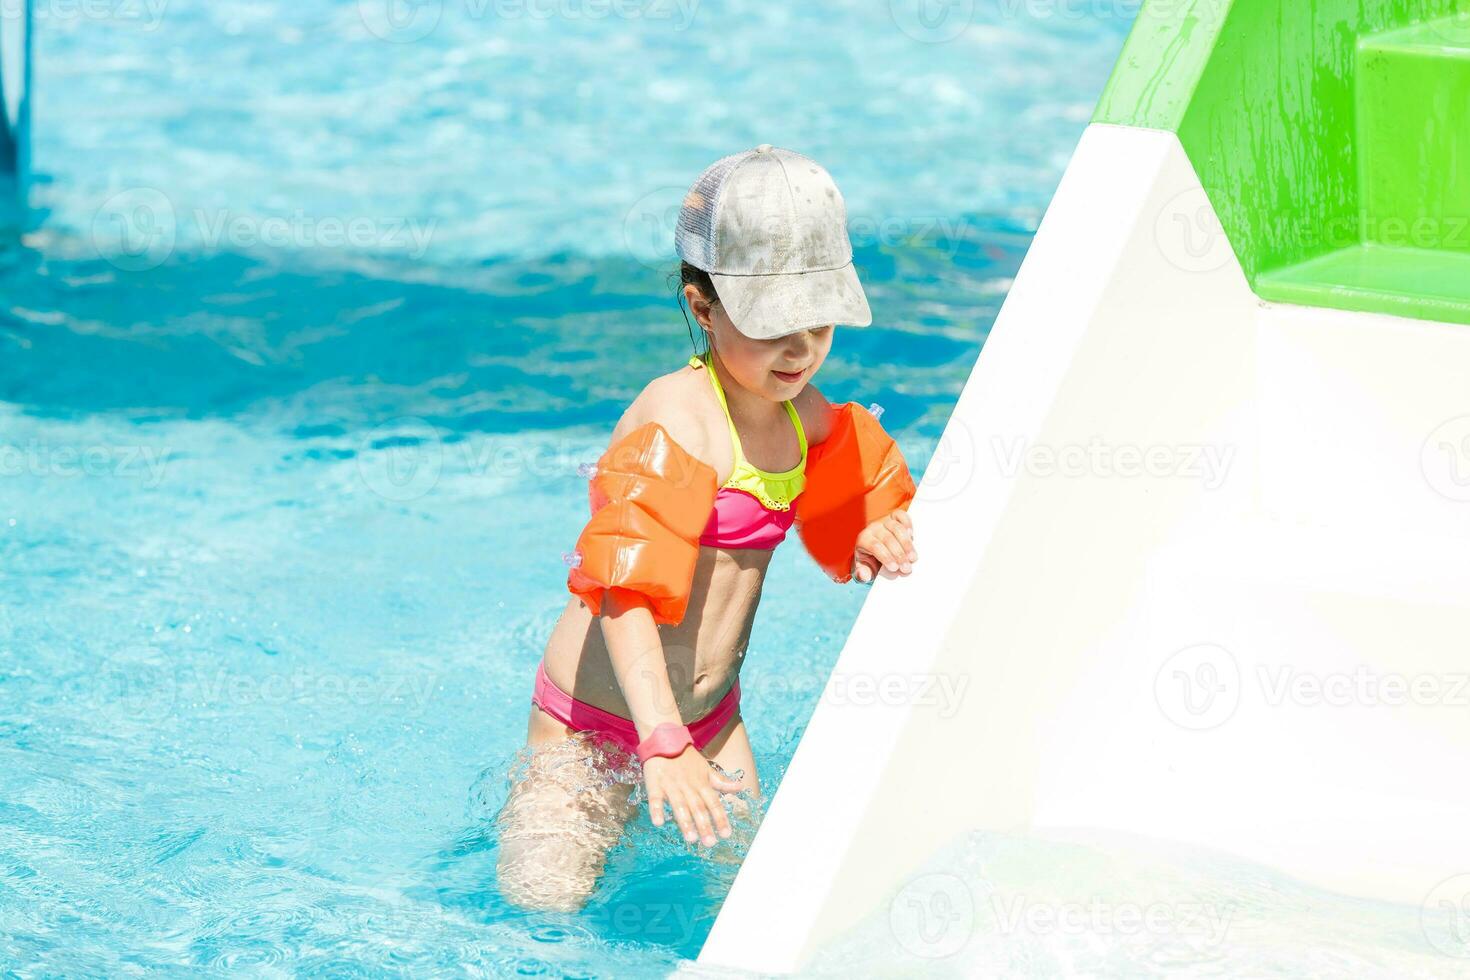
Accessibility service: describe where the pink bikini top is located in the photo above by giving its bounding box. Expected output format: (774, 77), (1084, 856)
(702, 488), (798, 550)
(688, 353), (808, 551)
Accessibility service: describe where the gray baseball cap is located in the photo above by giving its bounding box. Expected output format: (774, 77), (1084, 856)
(675, 144), (872, 341)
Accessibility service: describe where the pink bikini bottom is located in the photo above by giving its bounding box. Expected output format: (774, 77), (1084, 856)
(531, 661), (741, 756)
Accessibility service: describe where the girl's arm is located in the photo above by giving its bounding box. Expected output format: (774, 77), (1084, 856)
(795, 381), (919, 583)
(581, 385), (742, 846)
(598, 589), (684, 741)
(600, 590), (739, 849)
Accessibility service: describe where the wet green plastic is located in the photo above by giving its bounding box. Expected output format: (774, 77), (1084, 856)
(1256, 245), (1470, 321)
(1095, 1), (1470, 326)
(1358, 18), (1470, 253)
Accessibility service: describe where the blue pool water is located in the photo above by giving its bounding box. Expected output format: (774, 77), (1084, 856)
(0, 1), (1132, 974)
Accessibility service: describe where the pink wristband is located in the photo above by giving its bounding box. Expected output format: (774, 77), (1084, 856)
(636, 722), (694, 764)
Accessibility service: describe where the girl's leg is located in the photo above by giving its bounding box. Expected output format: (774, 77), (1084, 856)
(495, 704), (639, 912)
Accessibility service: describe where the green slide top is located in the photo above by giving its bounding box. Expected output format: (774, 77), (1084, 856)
(1095, 0), (1470, 326)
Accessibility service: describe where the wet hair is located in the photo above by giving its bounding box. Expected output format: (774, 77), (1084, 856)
(672, 260), (719, 356)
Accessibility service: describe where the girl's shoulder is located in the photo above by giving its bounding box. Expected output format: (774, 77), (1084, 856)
(791, 381), (838, 447)
(603, 364), (732, 482)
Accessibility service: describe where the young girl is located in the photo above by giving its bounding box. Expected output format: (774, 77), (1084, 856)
(496, 145), (919, 912)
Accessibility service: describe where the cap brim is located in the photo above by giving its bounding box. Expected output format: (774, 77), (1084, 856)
(709, 262), (872, 341)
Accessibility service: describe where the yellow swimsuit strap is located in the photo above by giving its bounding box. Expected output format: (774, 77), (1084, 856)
(688, 353), (807, 511)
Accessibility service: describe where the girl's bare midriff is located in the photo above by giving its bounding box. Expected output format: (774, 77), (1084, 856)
(540, 544), (772, 725)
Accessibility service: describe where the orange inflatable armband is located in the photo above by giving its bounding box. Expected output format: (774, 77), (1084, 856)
(566, 422), (718, 626)
(796, 403), (916, 583)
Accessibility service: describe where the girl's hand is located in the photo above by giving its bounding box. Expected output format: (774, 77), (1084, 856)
(853, 509), (917, 583)
(643, 746), (742, 846)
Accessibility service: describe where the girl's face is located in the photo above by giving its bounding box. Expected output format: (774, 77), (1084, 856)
(686, 284), (835, 401)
